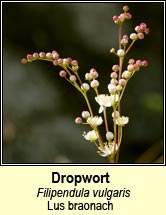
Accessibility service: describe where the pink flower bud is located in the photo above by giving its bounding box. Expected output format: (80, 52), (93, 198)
(141, 60), (148, 67)
(59, 70), (67, 77)
(128, 59), (135, 64)
(33, 52), (39, 59)
(125, 13), (132, 19)
(71, 60), (78, 66)
(113, 16), (118, 23)
(21, 58), (27, 64)
(57, 58), (63, 64)
(127, 64), (135, 72)
(75, 117), (82, 124)
(112, 64), (119, 72)
(118, 13), (125, 22)
(119, 79), (126, 86)
(123, 5), (129, 12)
(53, 60), (58, 66)
(90, 68), (99, 79)
(121, 38), (128, 46)
(137, 32), (144, 39)
(135, 26), (141, 32)
(82, 111), (90, 119)
(46, 52), (53, 59)
(140, 23), (147, 31)
(27, 54), (33, 62)
(136, 60), (142, 66)
(52, 50), (59, 59)
(144, 28), (150, 34)
(39, 52), (46, 58)
(123, 35), (129, 40)
(110, 72), (118, 79)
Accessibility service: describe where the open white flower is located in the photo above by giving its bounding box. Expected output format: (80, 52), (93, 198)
(116, 116), (129, 126)
(83, 130), (98, 142)
(95, 94), (118, 113)
(97, 142), (118, 157)
(97, 145), (112, 157)
(87, 116), (103, 128)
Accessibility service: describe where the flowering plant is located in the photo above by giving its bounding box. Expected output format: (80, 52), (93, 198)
(22, 5), (149, 163)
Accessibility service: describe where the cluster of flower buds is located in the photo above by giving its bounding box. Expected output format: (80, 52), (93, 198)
(22, 51), (79, 73)
(113, 5), (132, 24)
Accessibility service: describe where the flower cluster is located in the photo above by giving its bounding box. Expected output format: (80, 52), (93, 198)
(21, 6), (149, 163)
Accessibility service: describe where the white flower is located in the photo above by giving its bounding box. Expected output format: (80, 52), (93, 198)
(97, 145), (112, 157)
(87, 116), (103, 128)
(97, 142), (118, 157)
(83, 130), (98, 142)
(95, 94), (118, 113)
(116, 116), (129, 126)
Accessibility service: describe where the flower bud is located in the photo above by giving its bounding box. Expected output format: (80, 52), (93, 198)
(90, 68), (99, 79)
(128, 59), (135, 64)
(82, 111), (90, 119)
(135, 25), (141, 32)
(110, 72), (118, 79)
(112, 111), (120, 118)
(127, 64), (135, 72)
(39, 52), (46, 58)
(85, 73), (93, 80)
(117, 49), (125, 57)
(21, 58), (27, 64)
(141, 60), (148, 67)
(123, 5), (129, 12)
(121, 38), (128, 46)
(110, 79), (118, 85)
(71, 60), (78, 66)
(59, 70), (66, 77)
(108, 83), (117, 94)
(110, 48), (115, 53)
(116, 85), (122, 92)
(112, 64), (119, 72)
(125, 13), (132, 20)
(137, 32), (144, 39)
(106, 131), (114, 141)
(119, 79), (126, 86)
(130, 33), (137, 40)
(81, 83), (90, 92)
(52, 50), (59, 59)
(27, 54), (33, 62)
(46, 52), (53, 59)
(33, 52), (39, 59)
(75, 117), (82, 124)
(122, 70), (132, 79)
(90, 80), (99, 88)
(69, 75), (77, 82)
